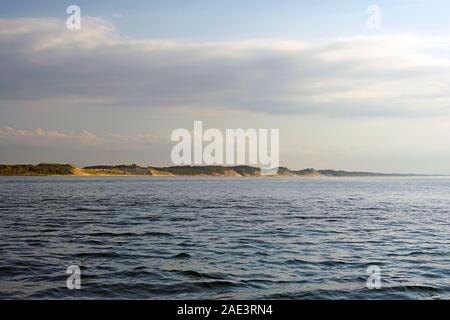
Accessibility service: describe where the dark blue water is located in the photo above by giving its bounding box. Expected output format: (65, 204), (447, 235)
(0, 176), (449, 299)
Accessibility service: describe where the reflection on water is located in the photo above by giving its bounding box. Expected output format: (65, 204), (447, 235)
(0, 176), (449, 299)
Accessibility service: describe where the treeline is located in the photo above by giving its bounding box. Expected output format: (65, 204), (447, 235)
(318, 169), (420, 177)
(0, 163), (431, 177)
(151, 165), (229, 176)
(84, 164), (148, 175)
(150, 165), (262, 176)
(0, 164), (75, 176)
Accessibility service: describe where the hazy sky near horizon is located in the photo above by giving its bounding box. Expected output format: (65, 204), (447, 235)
(1, 1), (450, 173)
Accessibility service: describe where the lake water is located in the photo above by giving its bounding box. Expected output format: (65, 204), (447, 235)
(0, 176), (449, 299)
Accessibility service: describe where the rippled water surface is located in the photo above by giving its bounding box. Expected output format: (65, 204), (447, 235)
(0, 176), (449, 299)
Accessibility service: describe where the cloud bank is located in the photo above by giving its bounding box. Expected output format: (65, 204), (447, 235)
(0, 125), (166, 166)
(0, 125), (159, 147)
(1, 17), (450, 117)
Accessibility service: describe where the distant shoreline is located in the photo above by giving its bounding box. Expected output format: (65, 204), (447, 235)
(0, 163), (443, 177)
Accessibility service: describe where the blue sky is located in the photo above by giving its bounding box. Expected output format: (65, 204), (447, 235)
(1, 1), (450, 173)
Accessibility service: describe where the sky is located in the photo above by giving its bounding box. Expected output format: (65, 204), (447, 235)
(1, 1), (450, 173)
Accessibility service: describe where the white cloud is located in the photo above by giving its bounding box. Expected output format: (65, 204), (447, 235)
(0, 125), (168, 166)
(0, 125), (160, 147)
(0, 126), (98, 145)
(1, 17), (450, 117)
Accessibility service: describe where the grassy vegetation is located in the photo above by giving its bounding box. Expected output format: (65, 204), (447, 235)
(0, 163), (430, 177)
(150, 166), (230, 176)
(82, 168), (134, 175)
(83, 164), (148, 175)
(0, 163), (75, 176)
(149, 165), (267, 176)
(230, 165), (261, 176)
(318, 169), (419, 177)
